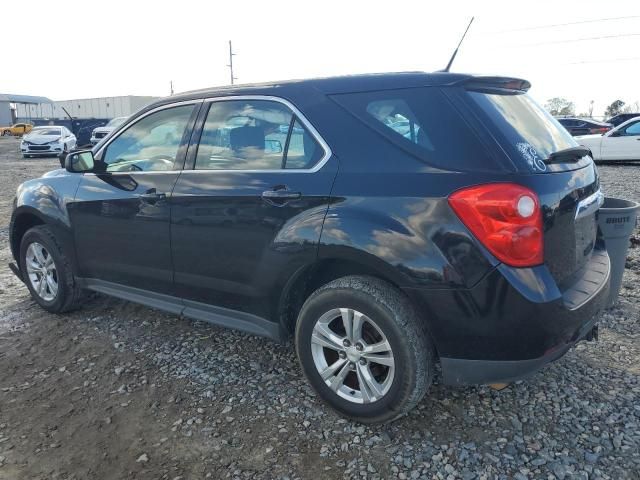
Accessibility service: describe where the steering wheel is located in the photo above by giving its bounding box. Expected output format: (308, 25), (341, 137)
(147, 155), (175, 170)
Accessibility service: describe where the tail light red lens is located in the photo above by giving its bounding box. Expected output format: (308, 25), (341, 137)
(448, 183), (543, 267)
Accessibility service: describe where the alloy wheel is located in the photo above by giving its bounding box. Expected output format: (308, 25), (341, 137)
(310, 308), (395, 404)
(25, 242), (58, 302)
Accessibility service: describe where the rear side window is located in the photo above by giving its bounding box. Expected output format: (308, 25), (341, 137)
(331, 87), (495, 171)
(194, 100), (324, 171)
(467, 91), (577, 172)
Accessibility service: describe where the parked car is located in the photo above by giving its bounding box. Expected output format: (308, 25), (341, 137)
(9, 72), (609, 423)
(20, 126), (77, 158)
(576, 116), (640, 161)
(1, 122), (33, 136)
(90, 116), (128, 145)
(605, 112), (640, 127)
(556, 117), (612, 136)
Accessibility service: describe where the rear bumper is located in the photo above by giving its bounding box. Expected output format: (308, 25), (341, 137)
(405, 248), (610, 385)
(440, 317), (599, 385)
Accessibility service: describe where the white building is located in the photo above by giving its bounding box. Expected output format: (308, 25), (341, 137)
(15, 95), (160, 120)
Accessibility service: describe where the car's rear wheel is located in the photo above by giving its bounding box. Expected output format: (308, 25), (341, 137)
(2, 130), (10, 136)
(295, 275), (434, 423)
(20, 225), (83, 313)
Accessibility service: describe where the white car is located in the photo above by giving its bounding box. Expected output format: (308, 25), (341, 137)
(20, 126), (77, 158)
(90, 116), (128, 145)
(576, 116), (640, 161)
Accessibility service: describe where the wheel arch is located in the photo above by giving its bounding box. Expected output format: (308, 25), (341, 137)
(277, 253), (410, 337)
(10, 206), (77, 273)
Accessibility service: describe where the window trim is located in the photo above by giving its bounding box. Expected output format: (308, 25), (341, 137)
(189, 95), (331, 173)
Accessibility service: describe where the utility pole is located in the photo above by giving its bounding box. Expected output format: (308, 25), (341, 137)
(227, 40), (237, 85)
(170, 80), (174, 96)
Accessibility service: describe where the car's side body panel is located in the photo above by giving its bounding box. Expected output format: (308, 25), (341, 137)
(171, 161), (338, 321)
(10, 170), (81, 263)
(69, 171), (182, 295)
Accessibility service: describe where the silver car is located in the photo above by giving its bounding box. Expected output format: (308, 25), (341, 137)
(90, 116), (128, 145)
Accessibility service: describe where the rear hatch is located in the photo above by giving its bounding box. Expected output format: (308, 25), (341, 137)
(457, 79), (601, 287)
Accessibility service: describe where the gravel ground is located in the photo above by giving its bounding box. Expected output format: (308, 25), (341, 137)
(0, 136), (638, 479)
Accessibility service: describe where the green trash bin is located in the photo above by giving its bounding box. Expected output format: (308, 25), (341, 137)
(598, 197), (640, 307)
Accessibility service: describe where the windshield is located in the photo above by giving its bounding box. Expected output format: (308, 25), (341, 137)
(467, 90), (577, 167)
(30, 128), (61, 136)
(106, 117), (127, 128)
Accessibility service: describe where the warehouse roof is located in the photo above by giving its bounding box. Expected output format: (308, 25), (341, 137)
(0, 93), (53, 104)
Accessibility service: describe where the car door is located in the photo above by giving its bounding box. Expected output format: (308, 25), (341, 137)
(601, 120), (640, 160)
(171, 97), (337, 321)
(69, 101), (200, 295)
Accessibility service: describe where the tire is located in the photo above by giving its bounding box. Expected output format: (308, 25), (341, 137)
(2, 130), (10, 136)
(295, 275), (434, 423)
(19, 225), (83, 313)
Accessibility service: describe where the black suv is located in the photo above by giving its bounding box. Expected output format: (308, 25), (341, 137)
(9, 72), (609, 423)
(606, 113), (640, 127)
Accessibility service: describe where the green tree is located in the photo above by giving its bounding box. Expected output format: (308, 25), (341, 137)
(604, 100), (625, 117)
(544, 97), (575, 116)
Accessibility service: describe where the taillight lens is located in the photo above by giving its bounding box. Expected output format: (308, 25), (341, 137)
(448, 183), (543, 267)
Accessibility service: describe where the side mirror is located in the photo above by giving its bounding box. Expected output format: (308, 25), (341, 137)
(608, 130), (621, 137)
(65, 150), (95, 173)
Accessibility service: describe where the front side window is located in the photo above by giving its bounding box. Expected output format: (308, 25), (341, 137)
(102, 105), (193, 172)
(195, 100), (323, 170)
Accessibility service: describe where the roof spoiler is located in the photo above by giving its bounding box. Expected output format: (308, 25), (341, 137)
(458, 76), (531, 92)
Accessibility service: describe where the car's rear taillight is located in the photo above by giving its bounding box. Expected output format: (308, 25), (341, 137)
(448, 183), (543, 267)
(590, 127), (609, 134)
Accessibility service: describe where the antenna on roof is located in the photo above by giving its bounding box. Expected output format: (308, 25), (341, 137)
(442, 17), (474, 72)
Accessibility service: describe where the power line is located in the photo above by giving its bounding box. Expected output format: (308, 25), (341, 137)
(496, 32), (640, 49)
(567, 56), (640, 65)
(485, 15), (640, 34)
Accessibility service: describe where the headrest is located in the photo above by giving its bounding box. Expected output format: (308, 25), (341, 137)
(230, 126), (265, 152)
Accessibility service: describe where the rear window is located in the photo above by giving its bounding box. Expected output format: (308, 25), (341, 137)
(332, 87), (497, 171)
(467, 91), (578, 172)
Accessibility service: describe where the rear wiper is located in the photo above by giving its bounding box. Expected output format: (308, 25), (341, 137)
(545, 146), (592, 164)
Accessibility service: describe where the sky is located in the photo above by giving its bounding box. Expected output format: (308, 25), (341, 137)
(2, 0), (639, 118)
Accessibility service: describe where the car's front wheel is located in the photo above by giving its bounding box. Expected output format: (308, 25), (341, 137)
(295, 276), (434, 423)
(20, 225), (83, 313)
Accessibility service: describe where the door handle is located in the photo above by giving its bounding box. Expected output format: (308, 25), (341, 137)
(261, 190), (301, 200)
(139, 189), (167, 202)
(261, 187), (301, 206)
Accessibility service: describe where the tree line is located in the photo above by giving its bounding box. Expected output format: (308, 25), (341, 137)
(544, 98), (640, 119)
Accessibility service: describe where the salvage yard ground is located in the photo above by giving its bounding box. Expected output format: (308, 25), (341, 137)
(0, 136), (638, 479)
